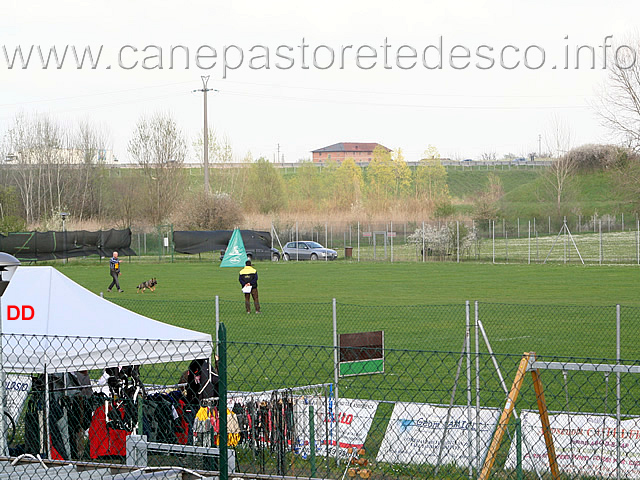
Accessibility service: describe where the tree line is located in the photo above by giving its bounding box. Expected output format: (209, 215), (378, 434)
(0, 112), (453, 231)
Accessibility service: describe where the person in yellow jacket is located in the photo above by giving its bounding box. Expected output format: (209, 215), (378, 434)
(239, 260), (261, 314)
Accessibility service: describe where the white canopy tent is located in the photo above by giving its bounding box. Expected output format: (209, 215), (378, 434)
(0, 266), (213, 374)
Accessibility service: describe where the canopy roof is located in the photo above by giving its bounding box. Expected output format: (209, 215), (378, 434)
(1, 267), (212, 374)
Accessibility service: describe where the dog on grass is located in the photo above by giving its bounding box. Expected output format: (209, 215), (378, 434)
(136, 278), (157, 293)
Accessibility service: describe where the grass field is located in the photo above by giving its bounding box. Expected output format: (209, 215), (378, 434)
(57, 260), (640, 306)
(53, 260), (640, 359)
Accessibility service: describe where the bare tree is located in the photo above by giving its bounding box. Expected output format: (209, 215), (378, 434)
(480, 151), (497, 161)
(544, 116), (573, 159)
(128, 112), (187, 224)
(598, 37), (640, 150)
(473, 173), (504, 220)
(543, 154), (577, 213)
(540, 116), (576, 212)
(69, 120), (110, 221)
(4, 113), (71, 224)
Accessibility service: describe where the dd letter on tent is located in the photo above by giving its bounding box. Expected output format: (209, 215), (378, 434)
(7, 305), (34, 320)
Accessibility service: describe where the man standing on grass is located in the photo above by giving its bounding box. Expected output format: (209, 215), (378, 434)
(239, 260), (260, 313)
(107, 251), (124, 293)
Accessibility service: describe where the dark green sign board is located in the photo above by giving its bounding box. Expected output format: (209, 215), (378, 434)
(339, 330), (384, 377)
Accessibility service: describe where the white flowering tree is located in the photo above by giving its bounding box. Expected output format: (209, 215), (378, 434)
(408, 223), (477, 259)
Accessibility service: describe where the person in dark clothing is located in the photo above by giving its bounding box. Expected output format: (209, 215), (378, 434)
(107, 251), (123, 293)
(239, 260), (260, 313)
(183, 358), (219, 445)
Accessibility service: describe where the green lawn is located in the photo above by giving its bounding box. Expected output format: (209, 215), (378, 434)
(56, 259), (640, 306)
(55, 260), (640, 357)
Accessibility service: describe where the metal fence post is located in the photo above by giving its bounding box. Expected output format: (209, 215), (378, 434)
(616, 304), (621, 480)
(534, 218), (538, 262)
(564, 216), (567, 264)
(492, 220), (495, 264)
(599, 220), (603, 265)
(357, 222), (360, 262)
(310, 405), (317, 477)
(474, 301), (481, 470)
(215, 295), (220, 357)
(391, 221), (394, 263)
(218, 322), (228, 480)
(516, 417), (523, 480)
(466, 301), (472, 479)
(422, 221), (426, 262)
(637, 220), (639, 265)
(456, 221), (460, 263)
(472, 219), (476, 260)
(332, 298), (340, 466)
(505, 229), (509, 264)
(528, 220), (531, 265)
(325, 223), (328, 260)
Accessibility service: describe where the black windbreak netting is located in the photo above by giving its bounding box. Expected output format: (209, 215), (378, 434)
(0, 229), (136, 261)
(173, 230), (272, 255)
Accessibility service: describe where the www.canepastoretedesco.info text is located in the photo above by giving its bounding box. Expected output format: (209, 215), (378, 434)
(2, 36), (635, 78)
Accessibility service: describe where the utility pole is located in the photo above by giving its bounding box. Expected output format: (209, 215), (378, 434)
(195, 76), (217, 195)
(538, 134), (541, 157)
(277, 143), (280, 164)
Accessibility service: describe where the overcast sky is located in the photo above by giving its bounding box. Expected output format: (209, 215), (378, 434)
(1, 0), (639, 163)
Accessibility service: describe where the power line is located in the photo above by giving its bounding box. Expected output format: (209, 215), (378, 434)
(220, 90), (591, 110)
(219, 79), (597, 99)
(0, 80), (195, 109)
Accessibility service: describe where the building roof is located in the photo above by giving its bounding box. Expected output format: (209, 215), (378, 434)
(312, 142), (391, 153)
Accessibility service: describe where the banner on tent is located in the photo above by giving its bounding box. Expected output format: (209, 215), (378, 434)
(505, 410), (640, 479)
(376, 402), (500, 467)
(4, 374), (31, 423)
(294, 398), (378, 459)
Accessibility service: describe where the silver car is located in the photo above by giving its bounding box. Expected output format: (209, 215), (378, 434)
(283, 241), (338, 261)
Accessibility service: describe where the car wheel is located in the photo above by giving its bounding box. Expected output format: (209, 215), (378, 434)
(272, 253), (280, 262)
(284, 253), (290, 261)
(310, 253), (318, 261)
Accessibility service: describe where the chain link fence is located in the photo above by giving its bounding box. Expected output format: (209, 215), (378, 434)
(119, 213), (640, 265)
(4, 298), (640, 478)
(225, 342), (640, 480)
(110, 298), (640, 359)
(4, 328), (640, 479)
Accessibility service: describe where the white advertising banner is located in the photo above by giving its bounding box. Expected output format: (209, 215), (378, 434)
(293, 397), (379, 459)
(505, 411), (640, 478)
(376, 402), (500, 467)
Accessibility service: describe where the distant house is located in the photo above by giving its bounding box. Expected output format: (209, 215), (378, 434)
(311, 142), (391, 164)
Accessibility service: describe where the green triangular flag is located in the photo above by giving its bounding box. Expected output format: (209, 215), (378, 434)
(220, 228), (248, 267)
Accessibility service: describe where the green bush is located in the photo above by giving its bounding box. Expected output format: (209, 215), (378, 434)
(0, 215), (27, 234)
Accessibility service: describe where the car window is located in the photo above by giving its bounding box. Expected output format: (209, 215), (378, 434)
(285, 242), (294, 248)
(307, 242), (323, 249)
(300, 243), (309, 249)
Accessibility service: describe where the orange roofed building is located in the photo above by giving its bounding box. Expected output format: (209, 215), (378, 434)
(311, 142), (391, 164)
